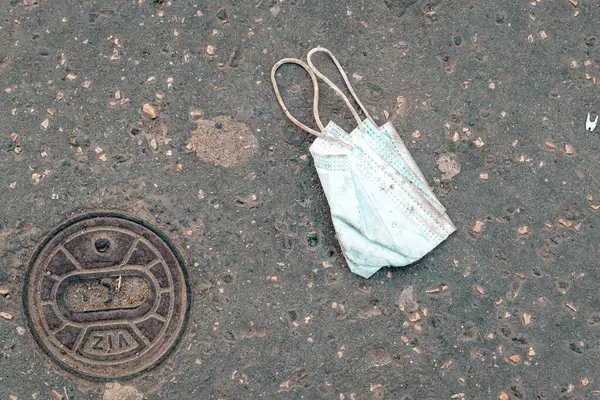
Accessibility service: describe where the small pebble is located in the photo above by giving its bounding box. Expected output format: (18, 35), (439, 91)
(472, 221), (485, 233)
(564, 143), (575, 155)
(582, 377), (591, 386)
(0, 312), (13, 320)
(143, 103), (158, 119)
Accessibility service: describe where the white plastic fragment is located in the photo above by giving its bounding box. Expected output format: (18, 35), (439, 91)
(586, 112), (598, 132)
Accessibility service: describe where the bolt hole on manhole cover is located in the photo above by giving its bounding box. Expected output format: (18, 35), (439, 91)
(23, 212), (191, 380)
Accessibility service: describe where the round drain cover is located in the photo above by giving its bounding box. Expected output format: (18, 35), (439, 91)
(23, 212), (191, 380)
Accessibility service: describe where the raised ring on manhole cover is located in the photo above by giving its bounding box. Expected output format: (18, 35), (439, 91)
(23, 212), (191, 380)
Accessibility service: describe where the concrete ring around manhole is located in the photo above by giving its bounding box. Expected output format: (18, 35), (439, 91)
(23, 212), (191, 380)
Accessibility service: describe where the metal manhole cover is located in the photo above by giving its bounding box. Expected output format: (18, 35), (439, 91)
(23, 212), (191, 380)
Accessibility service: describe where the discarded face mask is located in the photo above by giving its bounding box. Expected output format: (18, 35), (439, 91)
(271, 49), (456, 278)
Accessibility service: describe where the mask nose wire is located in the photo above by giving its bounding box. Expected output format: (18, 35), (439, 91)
(307, 47), (375, 129)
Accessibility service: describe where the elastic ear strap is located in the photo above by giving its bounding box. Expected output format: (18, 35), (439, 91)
(271, 58), (325, 138)
(307, 47), (374, 125)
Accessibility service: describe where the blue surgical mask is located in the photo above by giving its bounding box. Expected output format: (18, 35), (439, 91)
(271, 48), (455, 278)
